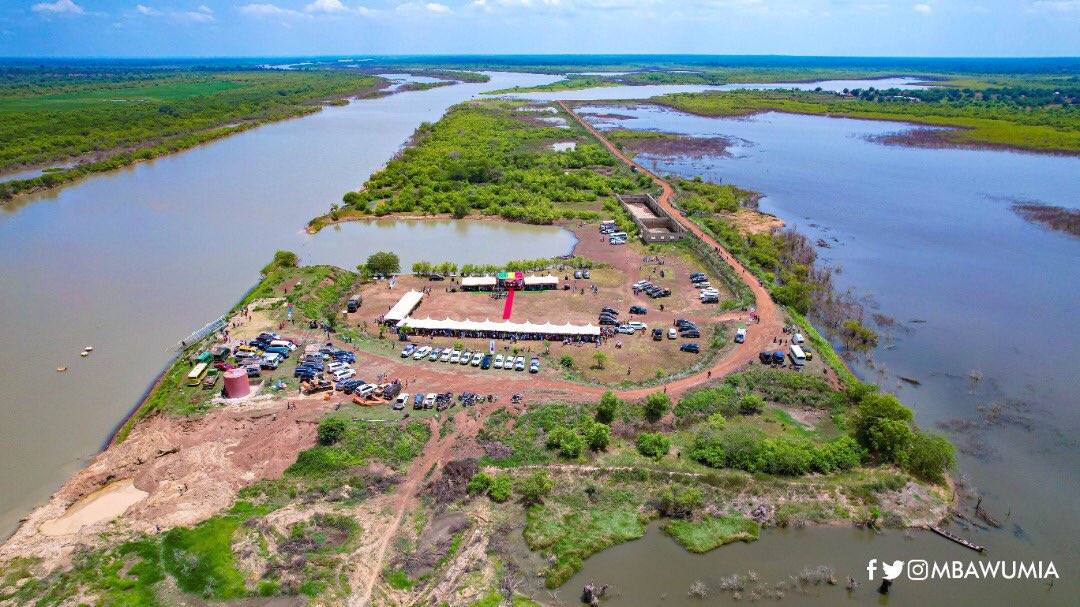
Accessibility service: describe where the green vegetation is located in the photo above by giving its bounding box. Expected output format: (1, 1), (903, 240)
(653, 88), (1078, 154)
(0, 69), (383, 200)
(635, 432), (671, 459)
(524, 501), (647, 588)
(162, 516), (247, 599)
(288, 418), (430, 476)
(674, 176), (760, 214)
(362, 250), (401, 276)
(662, 515), (761, 553)
(312, 99), (653, 229)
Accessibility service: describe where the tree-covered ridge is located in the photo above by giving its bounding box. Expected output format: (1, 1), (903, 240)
(0, 70), (384, 200)
(322, 100), (652, 226)
(651, 88), (1079, 154)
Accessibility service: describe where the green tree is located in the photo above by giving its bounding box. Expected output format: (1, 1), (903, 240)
(316, 418), (348, 446)
(559, 355), (574, 369)
(596, 391), (620, 424)
(644, 392), (671, 420)
(657, 486), (703, 517)
(547, 426), (585, 458)
(366, 251), (400, 276)
(452, 198), (470, 219)
(636, 432), (671, 459)
(592, 352), (607, 370)
(516, 471), (554, 506)
(849, 393), (915, 462)
(904, 431), (956, 482)
(261, 250), (298, 274)
(582, 422), (611, 452)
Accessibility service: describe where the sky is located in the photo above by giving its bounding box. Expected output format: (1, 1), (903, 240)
(1, 0), (1077, 57)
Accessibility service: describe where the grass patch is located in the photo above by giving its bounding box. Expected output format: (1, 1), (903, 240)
(662, 515), (761, 553)
(161, 516), (247, 599)
(524, 504), (648, 588)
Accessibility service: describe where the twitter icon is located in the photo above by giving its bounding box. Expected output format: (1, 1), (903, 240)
(867, 559), (906, 580)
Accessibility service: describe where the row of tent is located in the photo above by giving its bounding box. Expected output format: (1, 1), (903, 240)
(398, 316), (601, 337)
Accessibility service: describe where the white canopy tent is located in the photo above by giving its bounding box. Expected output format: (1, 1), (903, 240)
(460, 276), (497, 289)
(383, 290), (424, 324)
(398, 316), (600, 337)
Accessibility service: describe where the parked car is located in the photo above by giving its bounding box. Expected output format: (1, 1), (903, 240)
(471, 352), (484, 366)
(583, 270), (591, 279)
(401, 344), (417, 358)
(574, 270), (583, 279)
(759, 351), (773, 364)
(428, 347), (442, 361)
(413, 346), (431, 360)
(772, 351), (786, 365)
(601, 306), (618, 315)
(630, 305), (647, 315)
(514, 356), (526, 371)
(439, 349), (453, 362)
(459, 351), (473, 365)
(481, 354), (493, 369)
(529, 358), (540, 373)
(680, 343), (701, 353)
(598, 316), (618, 326)
(505, 355), (517, 370)
(244, 364), (261, 378)
(423, 393), (438, 409)
(668, 328), (677, 339)
(332, 368), (355, 381)
(681, 330), (701, 339)
(617, 325), (635, 335)
(793, 333), (805, 344)
(735, 328), (747, 343)
(449, 350), (461, 363)
(394, 393), (410, 410)
(336, 379), (362, 393)
(347, 295), (362, 313)
(328, 361), (348, 373)
(355, 384), (376, 398)
(494, 354), (505, 369)
(628, 321), (647, 331)
(413, 394), (424, 410)
(652, 328), (664, 341)
(260, 353), (283, 369)
(803, 348), (814, 361)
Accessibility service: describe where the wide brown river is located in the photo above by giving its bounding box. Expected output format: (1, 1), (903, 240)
(1, 76), (1075, 606)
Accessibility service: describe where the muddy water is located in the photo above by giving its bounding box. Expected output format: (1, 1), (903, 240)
(559, 104), (1079, 605)
(0, 71), (566, 537)
(506, 77), (928, 102)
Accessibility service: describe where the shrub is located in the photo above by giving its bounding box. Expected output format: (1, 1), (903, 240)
(516, 471), (554, 506)
(636, 432), (671, 459)
(656, 486), (703, 518)
(488, 474), (513, 502)
(546, 426), (585, 458)
(467, 472), (494, 496)
(365, 251), (401, 276)
(739, 393), (765, 415)
(316, 418), (348, 445)
(644, 392), (671, 420)
(559, 355), (574, 368)
(582, 422), (611, 452)
(261, 250), (298, 274)
(596, 391), (619, 423)
(904, 431), (955, 482)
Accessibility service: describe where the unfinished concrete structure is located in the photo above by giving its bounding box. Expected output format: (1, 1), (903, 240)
(616, 193), (687, 243)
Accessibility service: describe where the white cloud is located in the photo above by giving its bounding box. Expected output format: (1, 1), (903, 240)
(913, 3), (932, 13)
(240, 3), (310, 18)
(31, 0), (84, 14)
(305, 0), (349, 12)
(1027, 0), (1080, 12)
(396, 1), (452, 14)
(134, 4), (214, 23)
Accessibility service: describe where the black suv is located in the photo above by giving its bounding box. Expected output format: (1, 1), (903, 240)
(630, 305), (647, 315)
(680, 343), (701, 353)
(651, 328), (664, 341)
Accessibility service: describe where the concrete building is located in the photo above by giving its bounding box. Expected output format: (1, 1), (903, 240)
(617, 193), (686, 243)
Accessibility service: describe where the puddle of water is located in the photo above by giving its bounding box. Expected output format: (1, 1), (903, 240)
(40, 478), (147, 536)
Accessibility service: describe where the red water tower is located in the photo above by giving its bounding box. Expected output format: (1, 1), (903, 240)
(223, 368), (251, 398)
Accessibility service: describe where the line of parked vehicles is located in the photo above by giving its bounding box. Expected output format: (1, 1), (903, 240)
(632, 279), (671, 299)
(598, 305), (702, 353)
(691, 273), (721, 303)
(600, 220), (628, 245)
(399, 343), (541, 373)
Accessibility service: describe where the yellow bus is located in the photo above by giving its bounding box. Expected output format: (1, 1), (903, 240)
(187, 362), (209, 386)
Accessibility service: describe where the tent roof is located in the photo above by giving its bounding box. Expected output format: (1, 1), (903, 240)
(398, 316), (599, 336)
(384, 290), (424, 323)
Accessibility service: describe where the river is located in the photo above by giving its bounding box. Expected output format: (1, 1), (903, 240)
(558, 103), (1078, 604)
(0, 71), (569, 537)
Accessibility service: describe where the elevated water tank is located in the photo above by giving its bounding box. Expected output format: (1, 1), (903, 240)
(223, 368), (250, 398)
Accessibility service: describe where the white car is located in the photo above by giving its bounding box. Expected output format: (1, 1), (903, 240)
(449, 350), (461, 363)
(668, 328), (677, 339)
(460, 351), (473, 365)
(514, 356), (526, 371)
(428, 348), (442, 362)
(354, 383), (375, 398)
(332, 368), (355, 381)
(423, 393), (438, 408)
(394, 393), (409, 410)
(327, 361), (348, 373)
(617, 325), (635, 335)
(529, 358), (540, 373)
(633, 280), (650, 289)
(471, 352), (483, 366)
(413, 346), (431, 360)
(793, 333), (805, 344)
(628, 321), (647, 331)
(440, 349), (453, 362)
(493, 354), (505, 369)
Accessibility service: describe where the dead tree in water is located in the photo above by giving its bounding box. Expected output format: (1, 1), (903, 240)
(582, 582), (609, 605)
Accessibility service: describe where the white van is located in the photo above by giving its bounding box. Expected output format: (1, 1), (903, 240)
(260, 352), (283, 369)
(394, 393), (410, 410)
(269, 339), (296, 351)
(789, 344), (807, 366)
(735, 328), (746, 343)
(793, 333), (805, 345)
